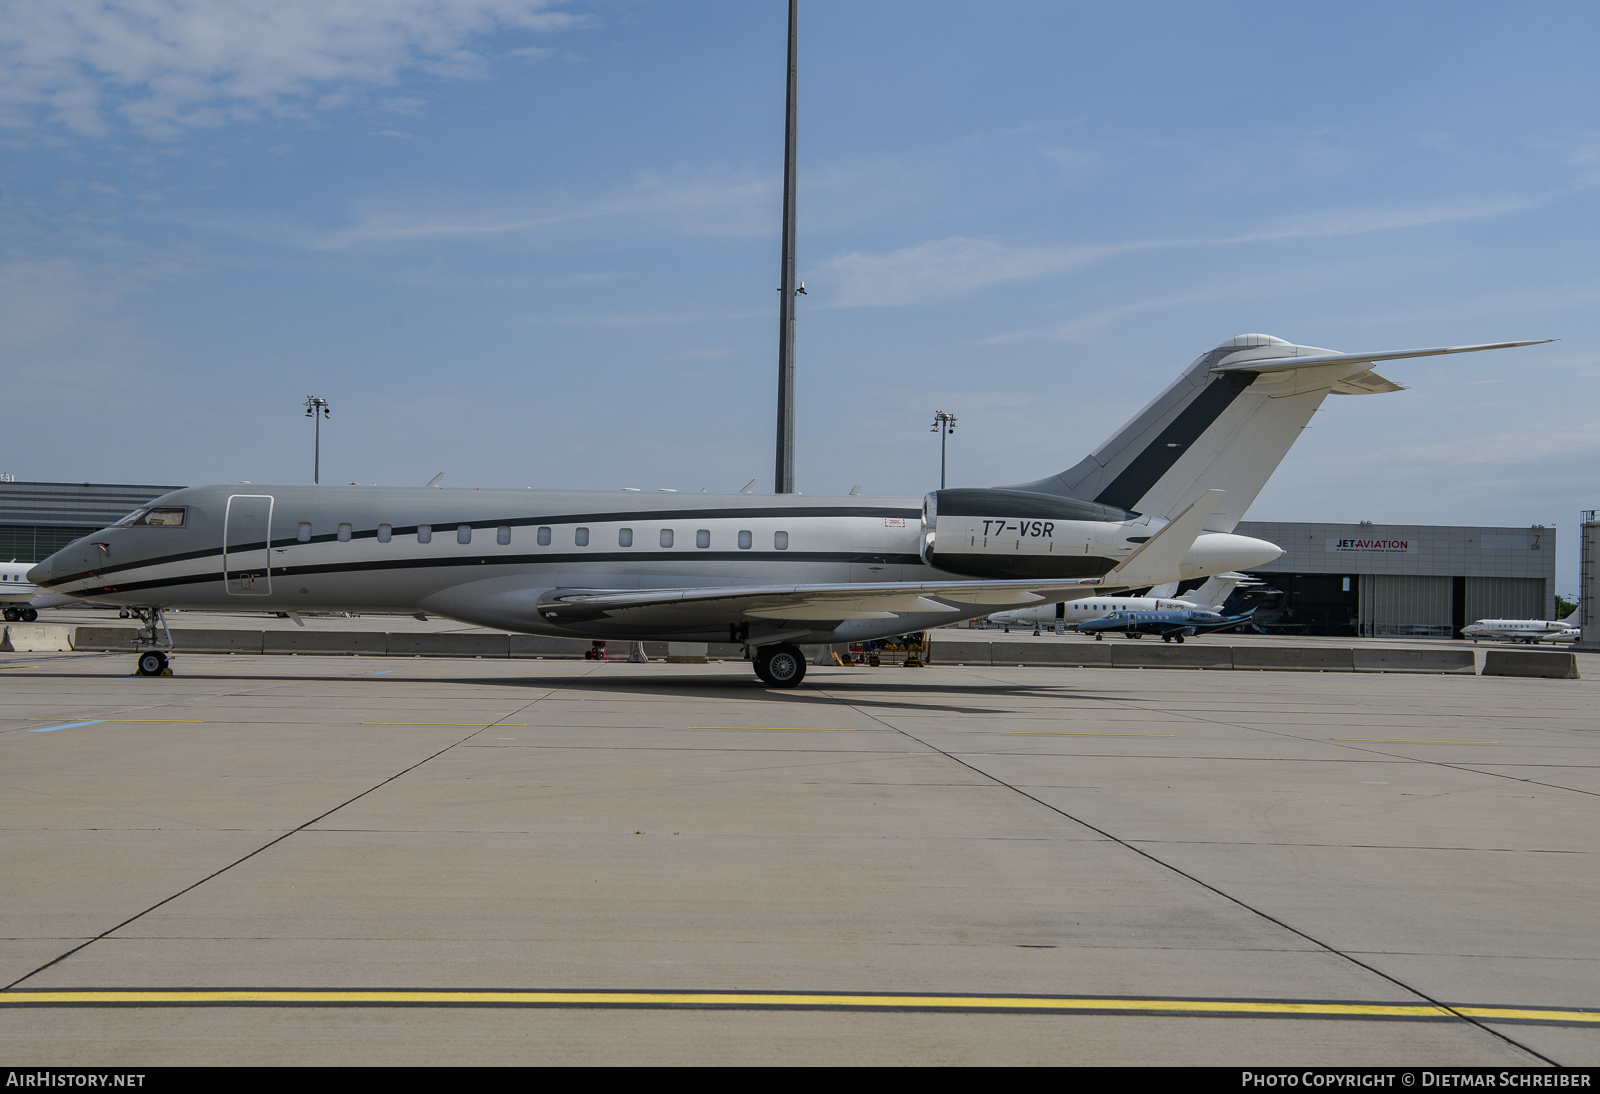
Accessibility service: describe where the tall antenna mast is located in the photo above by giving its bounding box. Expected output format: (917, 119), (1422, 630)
(774, 0), (800, 493)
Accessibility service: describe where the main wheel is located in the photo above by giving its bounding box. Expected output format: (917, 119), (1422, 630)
(2, 608), (16, 622)
(755, 644), (807, 688)
(21, 608), (37, 622)
(137, 650), (168, 676)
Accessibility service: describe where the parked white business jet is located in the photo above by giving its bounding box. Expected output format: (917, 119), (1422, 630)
(988, 572), (1255, 632)
(1, 561), (44, 622)
(28, 333), (1548, 685)
(1462, 612), (1578, 644)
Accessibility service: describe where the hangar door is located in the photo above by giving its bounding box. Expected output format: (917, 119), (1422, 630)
(1463, 577), (1544, 622)
(1358, 575), (1451, 637)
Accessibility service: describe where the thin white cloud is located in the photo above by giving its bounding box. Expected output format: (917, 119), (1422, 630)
(0, 0), (586, 138)
(546, 309), (766, 329)
(815, 237), (1146, 309)
(818, 197), (1537, 309)
(283, 170), (779, 249)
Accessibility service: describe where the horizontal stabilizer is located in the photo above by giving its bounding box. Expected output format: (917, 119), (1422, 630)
(1331, 369), (1406, 395)
(1210, 339), (1552, 376)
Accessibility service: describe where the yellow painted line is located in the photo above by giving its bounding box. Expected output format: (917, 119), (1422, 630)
(1334, 738), (1500, 745)
(1013, 732), (1176, 738)
(0, 991), (1592, 1024)
(689, 726), (855, 732)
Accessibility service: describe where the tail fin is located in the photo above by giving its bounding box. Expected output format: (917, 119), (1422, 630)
(1006, 334), (1550, 531)
(1187, 571), (1255, 610)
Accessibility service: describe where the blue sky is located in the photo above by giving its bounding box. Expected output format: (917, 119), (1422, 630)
(2, 1), (1596, 591)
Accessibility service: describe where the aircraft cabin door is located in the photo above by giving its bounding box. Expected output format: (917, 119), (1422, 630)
(224, 494), (274, 596)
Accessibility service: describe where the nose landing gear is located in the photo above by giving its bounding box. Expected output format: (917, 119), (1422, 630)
(129, 607), (175, 677)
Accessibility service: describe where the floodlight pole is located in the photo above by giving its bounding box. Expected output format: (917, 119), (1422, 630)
(304, 396), (331, 484)
(774, 0), (799, 494)
(931, 411), (957, 489)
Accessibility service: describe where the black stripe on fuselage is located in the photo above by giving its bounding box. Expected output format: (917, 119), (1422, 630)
(36, 503), (923, 588)
(1093, 371), (1256, 512)
(57, 551), (932, 600)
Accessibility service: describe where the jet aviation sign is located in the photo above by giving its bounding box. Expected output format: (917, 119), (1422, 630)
(1327, 536), (1416, 554)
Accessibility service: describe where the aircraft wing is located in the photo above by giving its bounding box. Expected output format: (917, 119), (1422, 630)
(535, 576), (1119, 626)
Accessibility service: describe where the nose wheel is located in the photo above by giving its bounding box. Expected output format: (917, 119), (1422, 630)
(753, 643), (807, 688)
(136, 650), (170, 676)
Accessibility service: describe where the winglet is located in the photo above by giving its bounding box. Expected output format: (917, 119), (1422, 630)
(1108, 489), (1226, 587)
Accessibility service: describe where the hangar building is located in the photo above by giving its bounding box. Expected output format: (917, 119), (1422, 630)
(0, 480), (179, 564)
(1235, 520), (1556, 638)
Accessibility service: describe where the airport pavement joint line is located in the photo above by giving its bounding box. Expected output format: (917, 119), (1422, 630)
(1125, 698), (1600, 803)
(0, 989), (1594, 1024)
(1, 664), (603, 993)
(808, 683), (1560, 1066)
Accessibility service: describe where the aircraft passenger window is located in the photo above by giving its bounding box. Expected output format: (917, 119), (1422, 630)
(457, 525), (472, 544)
(738, 530), (752, 550)
(417, 525), (432, 544)
(377, 524), (392, 543)
(618, 528), (633, 547)
(696, 529), (710, 549)
(575, 527), (589, 546)
(774, 531), (789, 550)
(660, 529), (674, 548)
(297, 522), (312, 543)
(497, 526), (511, 546)
(537, 526), (550, 546)
(337, 523), (352, 542)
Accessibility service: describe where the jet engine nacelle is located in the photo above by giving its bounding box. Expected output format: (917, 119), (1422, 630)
(921, 488), (1281, 583)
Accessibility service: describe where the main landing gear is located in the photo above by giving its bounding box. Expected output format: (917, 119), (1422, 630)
(752, 643), (807, 688)
(129, 607), (175, 676)
(1161, 633), (1186, 643)
(2, 607), (37, 622)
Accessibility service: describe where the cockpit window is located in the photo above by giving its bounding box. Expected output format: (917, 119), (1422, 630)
(111, 508), (149, 527)
(133, 507), (187, 528)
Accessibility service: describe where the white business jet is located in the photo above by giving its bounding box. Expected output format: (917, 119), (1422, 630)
(1462, 611), (1579, 644)
(1, 561), (43, 622)
(29, 334), (1548, 684)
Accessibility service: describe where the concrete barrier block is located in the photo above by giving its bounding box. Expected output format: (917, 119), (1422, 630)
(1353, 648), (1476, 674)
(1233, 646), (1354, 672)
(508, 634), (593, 659)
(386, 632), (511, 658)
(707, 642), (745, 661)
(1482, 650), (1581, 679)
(1111, 643), (1232, 669)
(1, 624), (76, 652)
(999, 641), (1113, 667)
(928, 641), (994, 666)
(169, 628), (265, 654)
(66, 626), (140, 651)
(263, 630), (383, 655)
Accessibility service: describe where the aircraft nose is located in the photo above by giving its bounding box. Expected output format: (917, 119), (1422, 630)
(28, 538), (105, 588)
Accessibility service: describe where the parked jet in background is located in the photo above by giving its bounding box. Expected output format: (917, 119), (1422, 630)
(29, 334), (1548, 684)
(988, 572), (1255, 631)
(1076, 607), (1258, 643)
(1462, 612), (1578, 644)
(1, 562), (41, 622)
